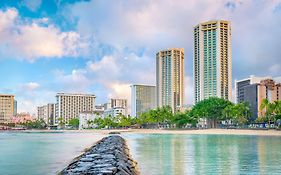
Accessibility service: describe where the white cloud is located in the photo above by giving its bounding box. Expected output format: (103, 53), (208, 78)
(53, 69), (91, 92)
(66, 0), (281, 105)
(0, 8), (89, 61)
(20, 82), (40, 91)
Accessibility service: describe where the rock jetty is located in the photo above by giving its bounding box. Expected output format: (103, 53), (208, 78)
(60, 135), (139, 175)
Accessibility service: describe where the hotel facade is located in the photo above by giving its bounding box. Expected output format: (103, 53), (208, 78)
(103, 99), (128, 117)
(131, 84), (156, 117)
(55, 93), (96, 125)
(37, 103), (55, 125)
(156, 48), (184, 113)
(236, 76), (281, 120)
(194, 20), (232, 103)
(0, 94), (16, 123)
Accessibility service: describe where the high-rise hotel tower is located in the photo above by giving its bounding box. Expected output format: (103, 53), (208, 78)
(156, 48), (184, 113)
(194, 20), (232, 103)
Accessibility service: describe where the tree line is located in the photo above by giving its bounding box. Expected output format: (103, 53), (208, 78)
(19, 97), (281, 129)
(92, 97), (281, 129)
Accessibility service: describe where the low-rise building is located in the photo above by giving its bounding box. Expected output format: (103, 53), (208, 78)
(11, 112), (34, 124)
(94, 104), (105, 116)
(103, 99), (128, 117)
(79, 112), (99, 129)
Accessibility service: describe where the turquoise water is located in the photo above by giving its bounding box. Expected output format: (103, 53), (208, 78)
(1, 132), (281, 175)
(124, 134), (281, 175)
(0, 131), (104, 175)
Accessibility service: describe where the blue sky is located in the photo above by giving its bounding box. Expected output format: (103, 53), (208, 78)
(0, 0), (281, 114)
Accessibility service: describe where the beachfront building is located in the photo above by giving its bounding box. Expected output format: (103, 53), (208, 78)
(55, 93), (96, 125)
(194, 20), (232, 103)
(235, 75), (271, 104)
(0, 94), (16, 123)
(235, 76), (281, 120)
(131, 84), (156, 117)
(94, 104), (105, 116)
(156, 48), (185, 113)
(103, 99), (128, 117)
(11, 112), (34, 124)
(37, 103), (55, 125)
(78, 112), (99, 129)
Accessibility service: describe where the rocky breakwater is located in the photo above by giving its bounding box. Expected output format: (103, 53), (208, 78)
(60, 135), (139, 175)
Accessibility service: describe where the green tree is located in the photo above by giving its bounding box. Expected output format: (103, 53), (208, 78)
(58, 117), (65, 128)
(22, 119), (47, 129)
(69, 118), (79, 129)
(118, 115), (132, 128)
(172, 110), (198, 128)
(191, 97), (232, 128)
(233, 103), (251, 125)
(260, 99), (279, 124)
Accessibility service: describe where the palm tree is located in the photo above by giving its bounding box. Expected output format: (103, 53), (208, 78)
(260, 99), (271, 116)
(260, 99), (279, 125)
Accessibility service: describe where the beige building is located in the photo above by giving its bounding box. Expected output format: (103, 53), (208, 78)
(194, 20), (232, 103)
(156, 48), (185, 113)
(55, 93), (96, 125)
(37, 103), (55, 125)
(235, 76), (281, 120)
(0, 94), (15, 123)
(131, 84), (156, 117)
(257, 79), (281, 117)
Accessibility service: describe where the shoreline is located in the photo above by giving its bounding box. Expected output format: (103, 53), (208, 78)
(2, 128), (281, 136)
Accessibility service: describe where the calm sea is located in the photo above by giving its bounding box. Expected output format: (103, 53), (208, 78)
(1, 131), (281, 175)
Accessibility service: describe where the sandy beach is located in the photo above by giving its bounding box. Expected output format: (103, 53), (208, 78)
(11, 128), (281, 136)
(86, 128), (281, 136)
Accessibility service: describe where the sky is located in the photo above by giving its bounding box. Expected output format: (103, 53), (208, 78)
(0, 0), (281, 114)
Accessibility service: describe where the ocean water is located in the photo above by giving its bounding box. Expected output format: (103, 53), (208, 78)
(0, 131), (105, 175)
(1, 132), (281, 175)
(124, 134), (281, 175)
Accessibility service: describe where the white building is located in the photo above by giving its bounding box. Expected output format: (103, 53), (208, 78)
(79, 112), (98, 129)
(131, 84), (156, 117)
(55, 93), (96, 125)
(194, 20), (232, 103)
(156, 48), (185, 113)
(103, 99), (128, 117)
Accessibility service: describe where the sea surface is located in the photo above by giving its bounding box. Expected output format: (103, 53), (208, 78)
(1, 131), (281, 175)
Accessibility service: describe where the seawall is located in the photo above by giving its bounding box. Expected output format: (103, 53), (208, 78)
(60, 135), (139, 175)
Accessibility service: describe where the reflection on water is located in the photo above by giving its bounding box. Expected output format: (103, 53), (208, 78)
(124, 134), (281, 175)
(0, 132), (104, 175)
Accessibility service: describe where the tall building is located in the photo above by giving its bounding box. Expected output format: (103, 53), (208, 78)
(55, 93), (96, 125)
(236, 76), (281, 120)
(194, 20), (232, 103)
(37, 103), (55, 125)
(0, 94), (15, 123)
(156, 48), (184, 113)
(131, 84), (156, 117)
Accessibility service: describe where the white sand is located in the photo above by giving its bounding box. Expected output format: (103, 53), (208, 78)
(93, 128), (281, 136)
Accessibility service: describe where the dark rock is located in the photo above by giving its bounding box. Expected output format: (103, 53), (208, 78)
(60, 135), (139, 175)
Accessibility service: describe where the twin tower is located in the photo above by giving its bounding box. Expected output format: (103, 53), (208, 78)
(156, 20), (232, 113)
